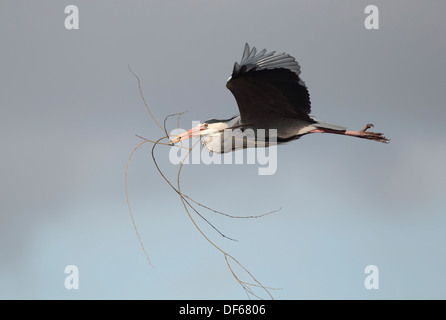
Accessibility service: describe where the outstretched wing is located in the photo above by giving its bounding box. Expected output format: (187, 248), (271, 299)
(226, 43), (313, 125)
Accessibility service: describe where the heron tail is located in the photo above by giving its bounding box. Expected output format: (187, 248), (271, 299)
(313, 119), (347, 131)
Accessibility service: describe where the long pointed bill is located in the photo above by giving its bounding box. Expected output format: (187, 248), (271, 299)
(171, 124), (206, 144)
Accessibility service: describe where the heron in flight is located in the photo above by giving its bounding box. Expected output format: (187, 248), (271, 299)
(172, 43), (389, 152)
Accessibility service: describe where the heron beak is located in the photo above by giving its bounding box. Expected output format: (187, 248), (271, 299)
(171, 124), (206, 144)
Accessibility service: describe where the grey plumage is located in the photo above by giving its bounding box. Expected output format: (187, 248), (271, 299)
(171, 43), (389, 152)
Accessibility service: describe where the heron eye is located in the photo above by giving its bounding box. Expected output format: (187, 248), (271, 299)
(203, 123), (208, 128)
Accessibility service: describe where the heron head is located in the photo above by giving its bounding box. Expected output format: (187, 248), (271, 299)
(171, 120), (228, 144)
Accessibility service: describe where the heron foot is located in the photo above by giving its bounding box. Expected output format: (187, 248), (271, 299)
(360, 123), (374, 133)
(357, 124), (389, 143)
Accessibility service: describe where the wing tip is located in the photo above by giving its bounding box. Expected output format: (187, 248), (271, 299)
(232, 61), (240, 76)
(235, 43), (302, 77)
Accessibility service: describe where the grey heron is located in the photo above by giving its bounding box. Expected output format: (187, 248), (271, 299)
(172, 43), (389, 152)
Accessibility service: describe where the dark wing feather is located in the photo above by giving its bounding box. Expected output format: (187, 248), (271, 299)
(226, 43), (313, 124)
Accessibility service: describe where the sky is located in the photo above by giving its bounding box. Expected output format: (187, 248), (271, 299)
(1, 0), (445, 299)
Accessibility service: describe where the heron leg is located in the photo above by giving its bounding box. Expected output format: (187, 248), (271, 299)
(311, 124), (389, 143)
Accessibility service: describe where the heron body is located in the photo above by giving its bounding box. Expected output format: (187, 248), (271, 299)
(172, 43), (389, 152)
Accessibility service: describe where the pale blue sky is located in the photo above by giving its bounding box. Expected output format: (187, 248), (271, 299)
(1, 0), (445, 299)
